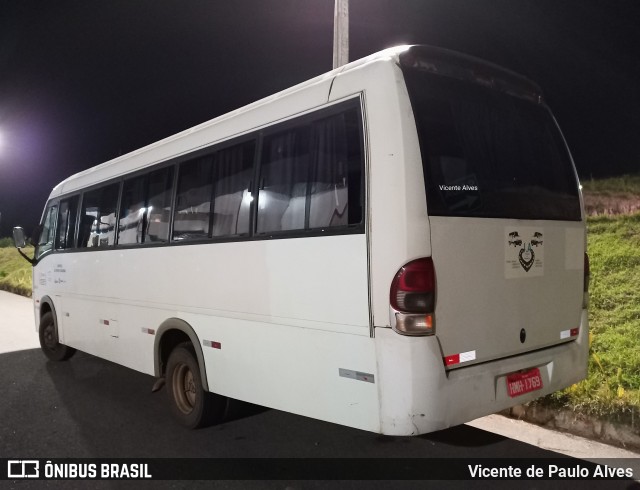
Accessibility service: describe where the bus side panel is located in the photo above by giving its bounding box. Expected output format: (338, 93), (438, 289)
(53, 250), (158, 374)
(195, 314), (380, 433)
(134, 233), (377, 431)
(116, 235), (370, 334)
(56, 233), (376, 430)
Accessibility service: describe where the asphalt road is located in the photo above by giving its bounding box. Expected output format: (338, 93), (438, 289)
(0, 290), (638, 489)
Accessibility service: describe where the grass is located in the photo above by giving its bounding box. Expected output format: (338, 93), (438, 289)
(581, 173), (640, 216)
(0, 245), (33, 297)
(581, 174), (640, 197)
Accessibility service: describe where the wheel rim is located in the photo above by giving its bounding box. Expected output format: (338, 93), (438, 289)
(43, 321), (58, 350)
(172, 362), (197, 414)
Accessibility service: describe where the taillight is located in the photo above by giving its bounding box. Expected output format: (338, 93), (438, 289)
(390, 258), (435, 336)
(583, 252), (590, 309)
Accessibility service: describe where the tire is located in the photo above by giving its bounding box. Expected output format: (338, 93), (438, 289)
(39, 311), (76, 361)
(166, 342), (227, 429)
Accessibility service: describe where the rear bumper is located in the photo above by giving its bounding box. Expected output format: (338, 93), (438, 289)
(374, 309), (589, 435)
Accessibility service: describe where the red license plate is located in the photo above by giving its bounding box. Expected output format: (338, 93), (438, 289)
(506, 368), (543, 397)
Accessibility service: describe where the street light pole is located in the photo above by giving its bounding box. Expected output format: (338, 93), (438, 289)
(333, 0), (349, 69)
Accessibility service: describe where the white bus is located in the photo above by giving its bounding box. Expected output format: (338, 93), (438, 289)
(14, 45), (589, 434)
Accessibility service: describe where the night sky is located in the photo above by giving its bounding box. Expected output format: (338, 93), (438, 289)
(1, 0), (639, 236)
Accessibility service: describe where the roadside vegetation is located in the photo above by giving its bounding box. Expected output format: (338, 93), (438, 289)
(542, 212), (640, 424)
(1, 174), (639, 423)
(0, 241), (33, 297)
(540, 173), (640, 425)
(582, 173), (640, 195)
(582, 173), (640, 216)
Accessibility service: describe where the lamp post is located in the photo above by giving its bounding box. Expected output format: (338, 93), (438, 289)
(333, 0), (349, 69)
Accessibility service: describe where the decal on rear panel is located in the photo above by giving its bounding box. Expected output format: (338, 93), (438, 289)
(505, 227), (544, 278)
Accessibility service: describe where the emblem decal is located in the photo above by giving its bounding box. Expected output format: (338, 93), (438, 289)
(505, 227), (544, 278)
(518, 245), (535, 272)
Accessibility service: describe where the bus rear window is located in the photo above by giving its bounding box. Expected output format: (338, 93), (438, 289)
(403, 69), (581, 221)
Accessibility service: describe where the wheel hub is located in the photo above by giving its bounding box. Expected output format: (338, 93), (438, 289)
(43, 324), (57, 349)
(172, 363), (196, 415)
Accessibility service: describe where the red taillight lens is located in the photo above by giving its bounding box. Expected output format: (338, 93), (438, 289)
(390, 258), (435, 313)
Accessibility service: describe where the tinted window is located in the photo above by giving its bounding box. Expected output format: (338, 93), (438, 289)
(55, 196), (79, 250)
(79, 183), (120, 248)
(119, 175), (146, 245)
(403, 69), (581, 220)
(212, 141), (255, 237)
(36, 204), (57, 259)
(146, 166), (174, 243)
(173, 156), (213, 241)
(257, 127), (311, 234)
(256, 106), (363, 234)
(309, 109), (363, 228)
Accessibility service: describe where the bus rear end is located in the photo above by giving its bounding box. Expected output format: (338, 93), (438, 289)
(374, 46), (588, 435)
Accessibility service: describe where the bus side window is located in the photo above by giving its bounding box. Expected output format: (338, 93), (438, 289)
(146, 166), (174, 243)
(257, 126), (311, 234)
(36, 204), (58, 260)
(119, 175), (147, 245)
(55, 196), (79, 250)
(79, 183), (120, 248)
(173, 156), (214, 241)
(309, 108), (363, 228)
(212, 141), (255, 237)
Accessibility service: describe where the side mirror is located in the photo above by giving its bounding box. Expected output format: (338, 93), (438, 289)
(13, 227), (27, 249)
(12, 226), (35, 265)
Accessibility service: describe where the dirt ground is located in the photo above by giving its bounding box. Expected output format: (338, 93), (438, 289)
(583, 193), (640, 216)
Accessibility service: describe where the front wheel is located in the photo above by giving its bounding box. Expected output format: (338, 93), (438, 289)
(166, 343), (227, 429)
(39, 311), (76, 361)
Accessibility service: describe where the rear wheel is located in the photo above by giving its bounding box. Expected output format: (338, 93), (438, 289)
(39, 311), (76, 361)
(166, 342), (227, 429)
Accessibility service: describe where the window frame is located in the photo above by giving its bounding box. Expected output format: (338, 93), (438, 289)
(77, 181), (122, 249)
(118, 173), (150, 247)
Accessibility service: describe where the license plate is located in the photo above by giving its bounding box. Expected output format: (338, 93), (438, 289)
(506, 368), (543, 397)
